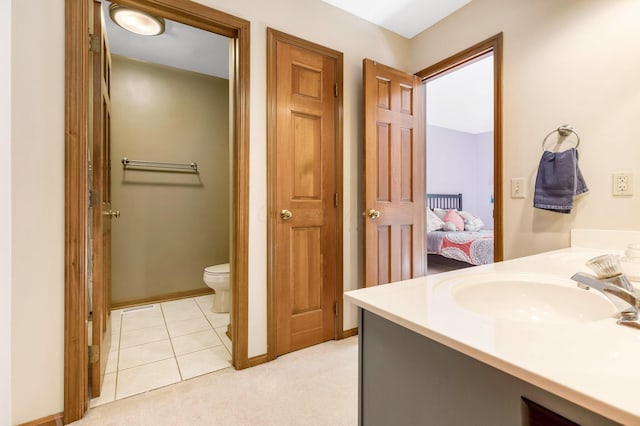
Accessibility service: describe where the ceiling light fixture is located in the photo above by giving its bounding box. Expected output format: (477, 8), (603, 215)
(109, 4), (165, 36)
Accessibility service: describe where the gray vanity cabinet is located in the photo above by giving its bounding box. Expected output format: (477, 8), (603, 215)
(358, 310), (620, 426)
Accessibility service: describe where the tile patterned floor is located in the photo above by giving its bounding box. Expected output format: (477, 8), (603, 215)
(90, 295), (232, 407)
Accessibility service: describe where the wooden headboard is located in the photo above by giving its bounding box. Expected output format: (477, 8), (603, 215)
(427, 193), (462, 211)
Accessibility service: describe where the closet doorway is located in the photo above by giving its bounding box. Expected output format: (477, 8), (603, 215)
(64, 0), (250, 423)
(266, 29), (344, 358)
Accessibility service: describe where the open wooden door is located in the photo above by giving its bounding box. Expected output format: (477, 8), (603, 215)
(363, 59), (425, 287)
(89, 0), (114, 397)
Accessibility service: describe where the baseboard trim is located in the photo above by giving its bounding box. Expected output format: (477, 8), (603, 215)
(111, 288), (214, 310)
(18, 412), (63, 426)
(341, 327), (358, 338)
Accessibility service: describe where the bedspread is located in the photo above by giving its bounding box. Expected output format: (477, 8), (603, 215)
(427, 230), (494, 265)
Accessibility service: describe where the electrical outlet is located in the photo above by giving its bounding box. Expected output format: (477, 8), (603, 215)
(511, 177), (526, 198)
(613, 172), (633, 196)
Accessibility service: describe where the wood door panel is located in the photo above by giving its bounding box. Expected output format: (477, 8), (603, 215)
(376, 78), (391, 109)
(376, 122), (391, 202)
(292, 112), (322, 200)
(363, 59), (425, 287)
(400, 225), (413, 280)
(290, 328), (323, 352)
(400, 127), (414, 202)
(271, 32), (339, 357)
(399, 84), (413, 115)
(291, 227), (322, 313)
(372, 222), (417, 285)
(291, 310), (323, 335)
(377, 225), (391, 284)
(292, 64), (322, 100)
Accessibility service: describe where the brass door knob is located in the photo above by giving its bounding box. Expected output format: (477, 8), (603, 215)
(367, 209), (380, 220)
(104, 210), (120, 219)
(280, 209), (293, 220)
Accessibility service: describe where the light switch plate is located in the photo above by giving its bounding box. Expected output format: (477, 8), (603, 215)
(511, 177), (526, 198)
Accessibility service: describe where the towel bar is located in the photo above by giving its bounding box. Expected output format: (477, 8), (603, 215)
(542, 125), (580, 151)
(121, 157), (199, 173)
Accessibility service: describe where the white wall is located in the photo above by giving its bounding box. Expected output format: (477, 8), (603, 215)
(11, 1), (65, 423)
(475, 131), (494, 229)
(1, 0), (12, 423)
(10, 0), (409, 421)
(426, 125), (494, 228)
(410, 0), (640, 259)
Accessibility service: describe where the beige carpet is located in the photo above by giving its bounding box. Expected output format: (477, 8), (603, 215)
(72, 336), (359, 425)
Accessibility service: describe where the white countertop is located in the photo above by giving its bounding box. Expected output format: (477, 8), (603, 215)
(344, 247), (640, 425)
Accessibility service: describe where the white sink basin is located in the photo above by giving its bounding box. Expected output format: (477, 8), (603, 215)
(447, 273), (618, 323)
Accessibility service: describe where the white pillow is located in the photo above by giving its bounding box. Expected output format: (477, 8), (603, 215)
(458, 210), (485, 231)
(441, 222), (457, 232)
(426, 208), (445, 232)
(433, 208), (447, 220)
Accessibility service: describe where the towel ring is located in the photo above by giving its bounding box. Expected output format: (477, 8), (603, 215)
(542, 125), (580, 151)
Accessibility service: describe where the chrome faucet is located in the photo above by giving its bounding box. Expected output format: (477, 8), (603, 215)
(571, 254), (640, 329)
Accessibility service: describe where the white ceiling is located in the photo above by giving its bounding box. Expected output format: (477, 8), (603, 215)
(102, 1), (230, 79)
(426, 55), (494, 134)
(321, 0), (472, 38)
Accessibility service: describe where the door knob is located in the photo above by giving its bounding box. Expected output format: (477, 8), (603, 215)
(367, 209), (380, 220)
(104, 210), (120, 219)
(280, 209), (293, 220)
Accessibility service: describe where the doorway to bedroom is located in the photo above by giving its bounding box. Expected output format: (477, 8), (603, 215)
(417, 35), (503, 274)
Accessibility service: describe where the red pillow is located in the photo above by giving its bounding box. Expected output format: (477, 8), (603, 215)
(443, 209), (464, 231)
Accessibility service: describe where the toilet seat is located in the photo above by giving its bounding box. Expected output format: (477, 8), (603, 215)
(205, 263), (229, 276)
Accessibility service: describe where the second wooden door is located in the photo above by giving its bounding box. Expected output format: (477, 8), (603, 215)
(363, 59), (426, 287)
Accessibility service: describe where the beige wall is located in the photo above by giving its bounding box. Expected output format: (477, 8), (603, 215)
(110, 56), (229, 303)
(11, 0), (65, 423)
(409, 0), (640, 259)
(1, 0), (12, 422)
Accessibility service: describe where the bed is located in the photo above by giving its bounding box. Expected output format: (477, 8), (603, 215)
(426, 193), (494, 266)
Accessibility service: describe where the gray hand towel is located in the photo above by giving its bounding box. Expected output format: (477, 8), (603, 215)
(533, 148), (588, 213)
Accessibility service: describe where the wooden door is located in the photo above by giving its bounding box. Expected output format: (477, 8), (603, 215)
(270, 31), (339, 356)
(363, 59), (425, 287)
(90, 0), (113, 397)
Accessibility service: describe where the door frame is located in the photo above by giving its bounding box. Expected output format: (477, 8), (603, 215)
(415, 33), (504, 262)
(64, 0), (250, 422)
(265, 28), (344, 361)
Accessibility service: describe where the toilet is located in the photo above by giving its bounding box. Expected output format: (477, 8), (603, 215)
(203, 263), (231, 313)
